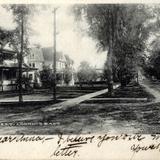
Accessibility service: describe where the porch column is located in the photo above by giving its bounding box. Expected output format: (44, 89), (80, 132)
(26, 70), (29, 78)
(1, 69), (3, 92)
(61, 72), (64, 85)
(11, 70), (13, 90)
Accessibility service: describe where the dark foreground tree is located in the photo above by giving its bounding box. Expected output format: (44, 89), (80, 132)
(6, 4), (35, 102)
(143, 5), (160, 79)
(73, 4), (151, 94)
(145, 38), (160, 79)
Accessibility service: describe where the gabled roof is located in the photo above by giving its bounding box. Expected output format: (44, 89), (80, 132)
(0, 61), (37, 71)
(42, 47), (64, 62)
(29, 47), (74, 66)
(29, 47), (44, 62)
(0, 49), (16, 60)
(64, 54), (74, 65)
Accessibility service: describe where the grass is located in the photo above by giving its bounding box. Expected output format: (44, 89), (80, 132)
(80, 82), (155, 104)
(95, 83), (154, 99)
(0, 85), (107, 100)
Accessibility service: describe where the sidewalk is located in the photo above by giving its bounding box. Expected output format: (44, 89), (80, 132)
(0, 84), (119, 106)
(0, 85), (119, 123)
(0, 94), (53, 105)
(42, 84), (120, 112)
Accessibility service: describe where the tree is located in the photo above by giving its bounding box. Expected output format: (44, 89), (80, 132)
(6, 4), (35, 102)
(73, 4), (151, 92)
(0, 28), (13, 49)
(113, 5), (151, 86)
(40, 65), (53, 88)
(143, 5), (160, 79)
(73, 4), (120, 94)
(145, 38), (160, 79)
(63, 54), (74, 85)
(77, 61), (98, 87)
(63, 67), (72, 85)
(0, 28), (13, 63)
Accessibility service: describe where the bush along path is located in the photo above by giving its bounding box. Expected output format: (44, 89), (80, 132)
(140, 78), (160, 102)
(85, 81), (154, 104)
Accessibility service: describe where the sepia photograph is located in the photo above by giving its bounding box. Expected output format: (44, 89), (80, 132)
(0, 2), (160, 136)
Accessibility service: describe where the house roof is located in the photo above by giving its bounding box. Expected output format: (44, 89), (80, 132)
(42, 47), (64, 62)
(64, 54), (74, 65)
(29, 47), (44, 62)
(0, 61), (37, 71)
(28, 47), (74, 67)
(0, 49), (16, 60)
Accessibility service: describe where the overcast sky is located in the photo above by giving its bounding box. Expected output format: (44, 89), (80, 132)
(0, 4), (106, 69)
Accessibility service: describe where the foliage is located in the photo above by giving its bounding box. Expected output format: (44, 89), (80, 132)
(145, 43), (160, 79)
(77, 61), (98, 87)
(0, 28), (13, 48)
(63, 67), (72, 85)
(63, 54), (74, 85)
(144, 5), (160, 80)
(73, 4), (151, 89)
(40, 66), (53, 88)
(4, 4), (35, 56)
(0, 28), (14, 63)
(40, 65), (65, 88)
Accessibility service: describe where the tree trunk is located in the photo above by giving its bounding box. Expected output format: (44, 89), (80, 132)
(18, 13), (24, 103)
(107, 41), (114, 96)
(107, 7), (114, 96)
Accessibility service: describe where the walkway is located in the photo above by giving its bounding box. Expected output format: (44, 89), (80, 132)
(0, 95), (52, 103)
(0, 85), (119, 123)
(42, 84), (120, 112)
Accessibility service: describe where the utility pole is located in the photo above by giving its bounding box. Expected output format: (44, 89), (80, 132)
(53, 8), (58, 102)
(19, 13), (24, 103)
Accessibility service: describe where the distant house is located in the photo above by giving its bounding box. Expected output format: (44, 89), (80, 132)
(26, 46), (75, 86)
(42, 47), (66, 72)
(28, 47), (44, 71)
(24, 47), (44, 85)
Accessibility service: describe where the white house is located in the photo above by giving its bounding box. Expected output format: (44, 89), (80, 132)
(26, 46), (75, 86)
(0, 47), (35, 91)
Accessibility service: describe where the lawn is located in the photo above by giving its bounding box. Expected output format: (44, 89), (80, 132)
(94, 83), (154, 99)
(0, 85), (107, 101)
(56, 85), (107, 99)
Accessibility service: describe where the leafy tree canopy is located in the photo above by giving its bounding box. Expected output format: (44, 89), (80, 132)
(77, 61), (98, 83)
(73, 4), (152, 87)
(3, 4), (36, 56)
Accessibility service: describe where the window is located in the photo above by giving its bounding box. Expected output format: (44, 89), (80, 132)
(32, 63), (35, 68)
(29, 74), (33, 80)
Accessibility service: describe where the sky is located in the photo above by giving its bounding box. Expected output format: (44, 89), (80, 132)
(0, 4), (107, 70)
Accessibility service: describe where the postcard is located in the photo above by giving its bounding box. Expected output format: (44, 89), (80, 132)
(0, 0), (159, 159)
